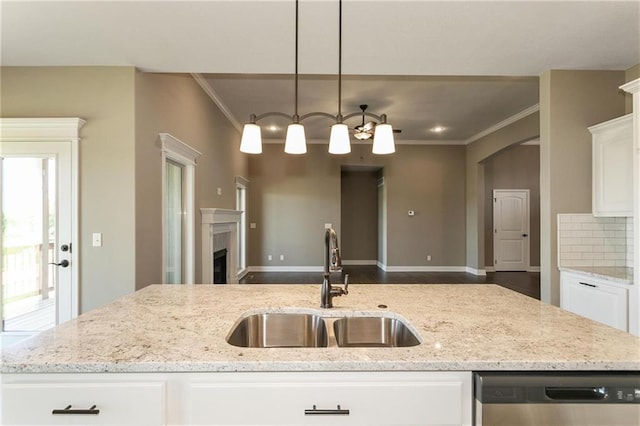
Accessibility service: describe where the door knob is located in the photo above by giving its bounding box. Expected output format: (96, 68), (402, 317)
(50, 260), (70, 268)
(522, 234), (529, 237)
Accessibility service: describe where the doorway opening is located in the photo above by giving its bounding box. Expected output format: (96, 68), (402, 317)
(340, 165), (384, 267)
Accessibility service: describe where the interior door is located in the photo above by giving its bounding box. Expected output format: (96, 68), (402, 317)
(0, 142), (73, 337)
(493, 189), (530, 271)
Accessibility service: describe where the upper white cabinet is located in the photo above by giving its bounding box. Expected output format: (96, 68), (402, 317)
(589, 114), (633, 217)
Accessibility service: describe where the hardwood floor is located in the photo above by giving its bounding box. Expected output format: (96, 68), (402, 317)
(240, 266), (541, 300)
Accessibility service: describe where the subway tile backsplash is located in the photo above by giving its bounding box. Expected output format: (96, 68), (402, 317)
(558, 214), (633, 268)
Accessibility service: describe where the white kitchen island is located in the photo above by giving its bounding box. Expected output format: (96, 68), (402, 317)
(1, 284), (639, 425)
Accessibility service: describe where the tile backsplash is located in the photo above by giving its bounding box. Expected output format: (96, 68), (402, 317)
(558, 214), (633, 268)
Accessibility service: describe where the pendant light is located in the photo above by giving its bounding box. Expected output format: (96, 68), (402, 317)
(239, 0), (396, 155)
(328, 0), (351, 154)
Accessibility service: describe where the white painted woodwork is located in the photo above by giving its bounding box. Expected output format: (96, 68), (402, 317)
(201, 208), (243, 284)
(188, 371), (472, 425)
(621, 78), (640, 337)
(493, 190), (530, 271)
(589, 114), (633, 217)
(1, 380), (166, 425)
(1, 372), (473, 426)
(0, 118), (84, 331)
(560, 270), (628, 332)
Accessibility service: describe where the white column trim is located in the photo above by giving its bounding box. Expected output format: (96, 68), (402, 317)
(160, 133), (201, 285)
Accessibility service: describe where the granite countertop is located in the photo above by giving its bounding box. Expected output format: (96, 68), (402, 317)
(1, 284), (639, 374)
(559, 266), (633, 285)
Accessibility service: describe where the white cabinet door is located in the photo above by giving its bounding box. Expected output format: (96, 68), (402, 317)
(187, 371), (472, 425)
(1, 380), (166, 425)
(590, 114), (633, 217)
(560, 271), (628, 331)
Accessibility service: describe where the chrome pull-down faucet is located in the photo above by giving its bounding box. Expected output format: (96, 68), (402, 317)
(321, 228), (349, 308)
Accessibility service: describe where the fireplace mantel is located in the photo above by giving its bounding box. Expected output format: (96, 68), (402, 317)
(201, 208), (242, 284)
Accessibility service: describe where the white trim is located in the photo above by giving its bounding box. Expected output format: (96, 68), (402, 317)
(342, 260), (378, 266)
(528, 266), (541, 272)
(383, 266), (471, 273)
(466, 267), (487, 276)
(201, 208), (243, 284)
(160, 133), (201, 285)
(465, 104), (540, 144)
(377, 261), (387, 271)
(620, 78), (640, 93)
(0, 117), (86, 140)
(485, 266), (496, 273)
(248, 266), (324, 273)
(0, 117), (83, 323)
(235, 175), (249, 188)
(192, 73), (243, 133)
(159, 133), (202, 166)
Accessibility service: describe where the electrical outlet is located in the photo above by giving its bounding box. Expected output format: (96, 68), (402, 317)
(324, 223), (332, 229)
(250, 222), (257, 229)
(216, 187), (222, 196)
(267, 255), (272, 261)
(280, 255), (284, 261)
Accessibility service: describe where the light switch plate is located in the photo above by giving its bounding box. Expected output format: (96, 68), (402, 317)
(92, 233), (102, 247)
(324, 223), (332, 229)
(250, 223), (257, 229)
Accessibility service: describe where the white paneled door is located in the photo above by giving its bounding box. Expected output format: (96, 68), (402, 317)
(493, 189), (530, 271)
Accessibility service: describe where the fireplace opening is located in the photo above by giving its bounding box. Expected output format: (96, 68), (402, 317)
(213, 249), (227, 284)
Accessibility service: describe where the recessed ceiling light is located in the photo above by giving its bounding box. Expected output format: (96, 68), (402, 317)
(430, 126), (447, 133)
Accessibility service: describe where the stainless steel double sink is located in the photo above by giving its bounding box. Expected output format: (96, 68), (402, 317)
(226, 312), (421, 348)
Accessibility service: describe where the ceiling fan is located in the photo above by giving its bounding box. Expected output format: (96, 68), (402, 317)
(352, 104), (402, 140)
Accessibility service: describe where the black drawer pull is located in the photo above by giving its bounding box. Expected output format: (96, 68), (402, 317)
(305, 404), (350, 415)
(52, 404), (100, 415)
(579, 281), (597, 288)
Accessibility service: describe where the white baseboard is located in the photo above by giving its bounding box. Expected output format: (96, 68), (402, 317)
(247, 265), (491, 276)
(342, 260), (378, 266)
(247, 266), (323, 273)
(465, 267), (487, 276)
(485, 266), (540, 273)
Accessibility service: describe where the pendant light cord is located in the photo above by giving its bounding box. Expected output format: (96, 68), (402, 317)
(337, 0), (342, 121)
(294, 0), (299, 121)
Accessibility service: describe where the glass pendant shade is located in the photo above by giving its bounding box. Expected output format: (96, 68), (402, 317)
(328, 123), (351, 154)
(284, 123), (307, 154)
(239, 123), (262, 154)
(372, 124), (395, 155)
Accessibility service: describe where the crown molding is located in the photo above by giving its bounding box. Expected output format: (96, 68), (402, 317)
(620, 78), (640, 94)
(160, 132), (201, 165)
(192, 73), (243, 133)
(465, 103), (540, 145)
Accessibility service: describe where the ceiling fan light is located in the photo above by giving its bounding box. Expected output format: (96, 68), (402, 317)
(372, 123), (395, 155)
(239, 123), (262, 154)
(284, 123), (307, 154)
(329, 123), (351, 154)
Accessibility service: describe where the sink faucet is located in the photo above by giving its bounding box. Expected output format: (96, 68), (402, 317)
(321, 227), (349, 308)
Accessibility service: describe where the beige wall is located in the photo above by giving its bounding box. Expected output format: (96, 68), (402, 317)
(135, 73), (247, 286)
(341, 170), (378, 261)
(465, 112), (540, 272)
(248, 143), (466, 268)
(483, 144), (540, 267)
(1, 66), (137, 312)
(540, 70), (626, 305)
(1, 68), (246, 313)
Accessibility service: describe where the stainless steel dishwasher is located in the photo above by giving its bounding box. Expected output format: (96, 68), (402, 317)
(474, 372), (640, 426)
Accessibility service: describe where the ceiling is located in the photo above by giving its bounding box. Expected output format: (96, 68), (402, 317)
(2, 1), (639, 143)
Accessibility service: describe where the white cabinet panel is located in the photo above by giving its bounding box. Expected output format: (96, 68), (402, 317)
(590, 114), (633, 217)
(560, 271), (628, 331)
(187, 372), (472, 425)
(1, 381), (166, 425)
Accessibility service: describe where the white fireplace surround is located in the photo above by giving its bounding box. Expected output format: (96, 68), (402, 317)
(201, 208), (242, 284)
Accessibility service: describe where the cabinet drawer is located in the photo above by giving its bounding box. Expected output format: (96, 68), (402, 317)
(188, 372), (471, 425)
(1, 381), (166, 425)
(560, 271), (628, 331)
